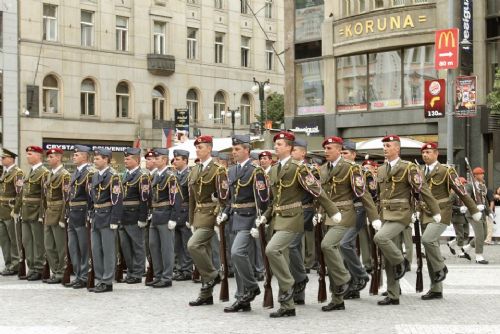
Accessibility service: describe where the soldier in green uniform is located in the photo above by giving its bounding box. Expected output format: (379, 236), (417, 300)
(257, 131), (339, 318)
(43, 147), (71, 284)
(373, 135), (440, 306)
(0, 149), (23, 276)
(21, 146), (50, 281)
(419, 142), (480, 300)
(447, 177), (471, 258)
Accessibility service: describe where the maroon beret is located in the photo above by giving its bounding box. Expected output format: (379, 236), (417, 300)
(259, 151), (272, 159)
(273, 131), (295, 142)
(194, 135), (213, 146)
(381, 134), (400, 143)
(421, 142), (438, 152)
(322, 136), (343, 148)
(26, 146), (44, 154)
(46, 147), (64, 156)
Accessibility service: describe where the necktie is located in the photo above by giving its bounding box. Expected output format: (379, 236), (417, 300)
(236, 164), (241, 174)
(277, 162), (282, 174)
(387, 163), (391, 174)
(425, 166), (429, 176)
(328, 163), (333, 173)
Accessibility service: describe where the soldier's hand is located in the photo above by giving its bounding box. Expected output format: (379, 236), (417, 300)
(10, 211), (19, 221)
(371, 219), (382, 231)
(110, 224), (118, 230)
(167, 220), (176, 230)
(216, 213), (228, 225)
(186, 222), (191, 229)
(331, 212), (342, 224)
(472, 212), (482, 222)
(477, 204), (485, 212)
(147, 214), (153, 221)
(411, 212), (420, 223)
(138, 221), (147, 228)
(432, 214), (442, 224)
(312, 213), (322, 226)
(460, 206), (468, 214)
(250, 228), (259, 239)
(58, 221), (65, 228)
(255, 216), (267, 227)
(211, 193), (218, 203)
(38, 217), (44, 223)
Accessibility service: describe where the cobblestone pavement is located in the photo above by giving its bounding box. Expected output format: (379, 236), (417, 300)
(1, 243), (500, 334)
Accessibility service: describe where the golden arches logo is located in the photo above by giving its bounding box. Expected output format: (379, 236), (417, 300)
(438, 30), (456, 48)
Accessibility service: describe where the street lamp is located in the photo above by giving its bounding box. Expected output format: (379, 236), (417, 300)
(252, 77), (271, 133)
(225, 108), (241, 136)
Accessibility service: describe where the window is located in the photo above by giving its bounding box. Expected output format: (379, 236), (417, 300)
(403, 45), (437, 106)
(0, 12), (3, 49)
(0, 71), (3, 117)
(42, 75), (59, 114)
(213, 91), (226, 124)
(359, 0), (366, 12)
(215, 0), (223, 9)
(374, 0), (384, 8)
(187, 89), (199, 123)
(241, 36), (250, 67)
(81, 10), (93, 47)
(296, 60), (325, 115)
(152, 86), (166, 120)
(43, 4), (57, 41)
(187, 27), (198, 60)
(414, 0), (428, 3)
(368, 51), (402, 110)
(392, 0), (405, 6)
(214, 33), (224, 63)
(153, 21), (166, 55)
(116, 82), (130, 118)
(344, 0), (352, 16)
(265, 0), (272, 19)
(241, 0), (249, 14)
(116, 16), (128, 51)
(265, 41), (274, 70)
(81, 79), (96, 116)
(240, 94), (251, 125)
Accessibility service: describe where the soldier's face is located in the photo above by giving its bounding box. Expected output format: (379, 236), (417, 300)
(324, 143), (341, 162)
(124, 155), (138, 169)
(274, 139), (291, 159)
(155, 156), (167, 169)
(1, 157), (14, 167)
(260, 156), (271, 168)
(291, 147), (306, 161)
(72, 152), (87, 165)
(474, 173), (485, 183)
(383, 142), (400, 160)
(26, 151), (42, 165)
(173, 156), (187, 170)
(340, 150), (356, 161)
(93, 155), (108, 170)
(46, 153), (61, 168)
(421, 149), (438, 165)
(232, 145), (249, 163)
(195, 143), (211, 161)
(145, 157), (155, 170)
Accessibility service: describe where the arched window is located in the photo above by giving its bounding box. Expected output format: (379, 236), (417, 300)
(81, 79), (96, 116)
(213, 91), (226, 124)
(152, 86), (166, 120)
(240, 94), (251, 125)
(116, 81), (130, 118)
(43, 75), (59, 114)
(186, 89), (198, 122)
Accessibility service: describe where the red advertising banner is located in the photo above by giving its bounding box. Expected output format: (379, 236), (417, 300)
(435, 28), (459, 70)
(424, 79), (446, 118)
(455, 76), (477, 117)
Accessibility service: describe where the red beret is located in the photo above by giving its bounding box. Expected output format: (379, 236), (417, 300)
(322, 136), (343, 148)
(273, 131), (295, 142)
(259, 151), (272, 159)
(473, 167), (485, 175)
(26, 146), (44, 154)
(362, 159), (378, 167)
(421, 142), (438, 152)
(144, 150), (156, 158)
(194, 135), (213, 146)
(46, 147), (64, 156)
(381, 135), (400, 142)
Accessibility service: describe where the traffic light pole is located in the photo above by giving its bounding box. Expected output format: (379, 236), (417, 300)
(446, 0), (455, 165)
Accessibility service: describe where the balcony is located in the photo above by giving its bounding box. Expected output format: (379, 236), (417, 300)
(147, 54), (175, 76)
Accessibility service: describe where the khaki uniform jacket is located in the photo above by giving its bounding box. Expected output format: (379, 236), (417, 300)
(0, 165), (24, 220)
(21, 165), (49, 222)
(43, 166), (71, 226)
(420, 162), (478, 225)
(320, 158), (379, 227)
(263, 158), (338, 233)
(188, 160), (227, 229)
(465, 182), (487, 219)
(377, 159), (439, 225)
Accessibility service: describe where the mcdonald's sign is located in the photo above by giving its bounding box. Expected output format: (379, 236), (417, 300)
(435, 28), (459, 70)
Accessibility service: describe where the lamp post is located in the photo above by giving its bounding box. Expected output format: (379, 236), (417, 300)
(226, 107), (241, 136)
(252, 78), (271, 134)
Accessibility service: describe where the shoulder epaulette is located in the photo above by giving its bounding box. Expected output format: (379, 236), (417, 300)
(290, 159), (302, 166)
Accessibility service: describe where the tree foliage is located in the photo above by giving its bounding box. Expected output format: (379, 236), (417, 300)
(487, 67), (500, 115)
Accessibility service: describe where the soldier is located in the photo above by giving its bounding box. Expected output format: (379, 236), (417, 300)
(259, 151), (273, 175)
(373, 135), (440, 306)
(89, 148), (123, 293)
(448, 177), (471, 258)
(218, 135), (268, 312)
(256, 131), (339, 318)
(462, 167), (490, 264)
(148, 148), (177, 288)
(65, 145), (93, 289)
(0, 149), (23, 276)
(188, 135), (228, 307)
(21, 146), (49, 281)
(43, 147), (70, 284)
(119, 148), (150, 284)
(172, 149), (193, 281)
(418, 142), (480, 300)
(144, 149), (157, 277)
(317, 136), (380, 311)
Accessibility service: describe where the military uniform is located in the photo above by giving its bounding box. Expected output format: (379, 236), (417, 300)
(21, 146), (50, 281)
(144, 150), (157, 278)
(450, 191), (470, 250)
(42, 148), (71, 283)
(0, 149), (24, 275)
(463, 178), (488, 262)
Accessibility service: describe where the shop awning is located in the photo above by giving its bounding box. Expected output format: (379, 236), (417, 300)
(355, 137), (424, 150)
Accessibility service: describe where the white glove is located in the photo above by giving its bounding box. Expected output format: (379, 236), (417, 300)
(312, 213), (322, 226)
(167, 220), (176, 230)
(110, 224), (118, 230)
(38, 217), (44, 223)
(489, 213), (495, 221)
(216, 213), (228, 225)
(147, 213), (152, 221)
(255, 216), (267, 227)
(186, 222), (191, 229)
(214, 225), (220, 240)
(411, 213), (417, 223)
(477, 204), (485, 212)
(472, 212), (482, 222)
(433, 214), (441, 224)
(250, 227), (259, 239)
(211, 193), (218, 203)
(331, 212), (342, 224)
(190, 226), (195, 233)
(138, 221), (147, 228)
(372, 219), (382, 231)
(58, 221), (65, 228)
(10, 211), (19, 221)
(460, 206), (468, 214)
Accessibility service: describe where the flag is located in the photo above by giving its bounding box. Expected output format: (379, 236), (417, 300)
(162, 128), (173, 148)
(133, 136), (141, 148)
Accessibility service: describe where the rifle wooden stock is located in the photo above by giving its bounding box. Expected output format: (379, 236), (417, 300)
(42, 258), (50, 280)
(192, 265), (200, 282)
(414, 219), (423, 293)
(368, 224), (379, 295)
(258, 223), (273, 309)
(218, 222), (229, 302)
(86, 221), (95, 289)
(315, 223), (327, 303)
(115, 232), (125, 283)
(62, 224), (73, 284)
(144, 220), (154, 284)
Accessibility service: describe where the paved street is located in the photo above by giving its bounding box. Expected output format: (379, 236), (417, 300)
(1, 243), (500, 334)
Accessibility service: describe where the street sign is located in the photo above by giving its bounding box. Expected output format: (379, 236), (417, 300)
(455, 75), (477, 117)
(435, 28), (459, 70)
(424, 79), (446, 118)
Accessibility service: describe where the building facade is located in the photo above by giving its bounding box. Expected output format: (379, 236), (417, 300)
(15, 0), (284, 170)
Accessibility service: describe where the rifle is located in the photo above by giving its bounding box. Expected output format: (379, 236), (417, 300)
(258, 218), (273, 308)
(14, 216), (27, 279)
(62, 220), (73, 284)
(315, 219), (327, 303)
(368, 221), (380, 295)
(115, 231), (125, 283)
(42, 257), (51, 280)
(145, 219), (154, 284)
(191, 265), (201, 282)
(217, 219), (229, 302)
(464, 157), (485, 207)
(412, 160), (424, 293)
(86, 216), (95, 289)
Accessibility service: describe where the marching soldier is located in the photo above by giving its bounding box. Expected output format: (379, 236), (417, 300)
(188, 136), (228, 306)
(448, 177), (471, 258)
(148, 148), (177, 288)
(418, 142), (480, 300)
(43, 147), (70, 284)
(172, 149), (193, 281)
(0, 149), (23, 276)
(65, 145), (93, 289)
(89, 148), (123, 293)
(119, 148), (150, 284)
(373, 135), (440, 306)
(317, 136), (380, 311)
(21, 146), (49, 281)
(257, 131), (339, 318)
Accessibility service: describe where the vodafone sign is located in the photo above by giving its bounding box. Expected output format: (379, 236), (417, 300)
(435, 28), (459, 70)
